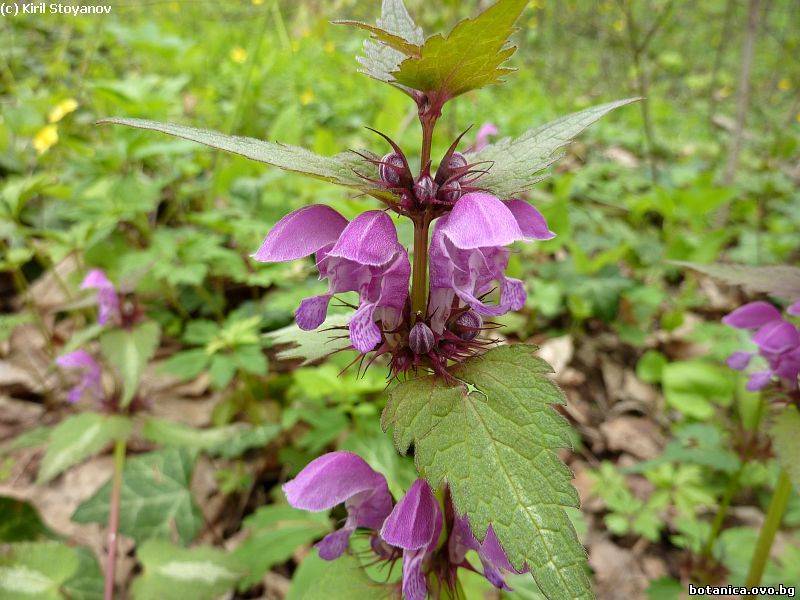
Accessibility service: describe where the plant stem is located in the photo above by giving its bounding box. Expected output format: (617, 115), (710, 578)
(420, 115), (435, 170)
(410, 215), (430, 320)
(702, 464), (744, 557)
(745, 469), (793, 586)
(104, 439), (127, 600)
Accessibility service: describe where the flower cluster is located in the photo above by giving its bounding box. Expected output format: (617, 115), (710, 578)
(253, 128), (553, 376)
(283, 451), (524, 599)
(57, 269), (142, 407)
(723, 299), (800, 391)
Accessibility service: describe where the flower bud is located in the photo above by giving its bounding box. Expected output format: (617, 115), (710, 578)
(379, 152), (405, 186)
(455, 310), (482, 340)
(414, 174), (436, 204)
(448, 152), (468, 172)
(409, 321), (435, 355)
(439, 179), (461, 204)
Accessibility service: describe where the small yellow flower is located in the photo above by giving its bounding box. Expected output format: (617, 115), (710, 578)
(324, 41), (335, 54)
(252, 0), (264, 4)
(48, 98), (78, 123)
(230, 47), (248, 64)
(33, 125), (58, 155)
(778, 78), (791, 91)
(299, 89), (314, 106)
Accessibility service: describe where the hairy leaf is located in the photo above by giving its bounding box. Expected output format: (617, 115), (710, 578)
(99, 321), (161, 407)
(350, 0), (423, 85)
(131, 540), (245, 600)
(391, 0), (528, 101)
(99, 118), (386, 198)
(469, 98), (639, 197)
(265, 313), (352, 365)
(37, 413), (131, 484)
(233, 505), (330, 589)
(770, 407), (800, 493)
(72, 448), (201, 545)
(0, 542), (79, 599)
(677, 262), (800, 300)
(382, 345), (591, 600)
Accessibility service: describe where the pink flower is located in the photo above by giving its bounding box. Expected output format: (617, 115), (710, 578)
(56, 350), (103, 404)
(253, 207), (410, 353)
(283, 451), (522, 594)
(81, 269), (120, 326)
(723, 300), (800, 391)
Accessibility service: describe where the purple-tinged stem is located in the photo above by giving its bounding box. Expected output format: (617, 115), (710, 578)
(411, 216), (431, 321)
(104, 439), (126, 600)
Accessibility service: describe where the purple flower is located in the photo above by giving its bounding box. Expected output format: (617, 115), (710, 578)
(380, 479), (442, 600)
(467, 123), (498, 153)
(449, 515), (526, 590)
(428, 193), (554, 331)
(81, 269), (120, 325)
(283, 452), (522, 594)
(283, 451), (393, 560)
(253, 206), (410, 353)
(723, 301), (800, 391)
(56, 350), (103, 404)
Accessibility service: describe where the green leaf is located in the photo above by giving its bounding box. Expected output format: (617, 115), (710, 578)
(287, 551), (392, 600)
(676, 262), (800, 300)
(233, 504), (330, 589)
(2, 426), (51, 453)
(37, 413), (131, 484)
(99, 118), (387, 199)
(161, 349), (209, 381)
(346, 0), (424, 85)
(0, 542), (79, 599)
(391, 0), (528, 101)
(770, 406), (800, 493)
(100, 321), (161, 407)
(131, 540), (245, 600)
(661, 360), (735, 419)
(141, 418), (280, 459)
(0, 498), (50, 542)
(469, 99), (639, 197)
(72, 448), (202, 545)
(382, 345), (591, 600)
(62, 548), (103, 600)
(265, 313), (352, 365)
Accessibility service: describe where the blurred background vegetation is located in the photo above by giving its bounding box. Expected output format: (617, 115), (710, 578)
(1, 1), (799, 598)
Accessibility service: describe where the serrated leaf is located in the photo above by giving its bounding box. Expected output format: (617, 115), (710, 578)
(0, 541), (79, 599)
(141, 417), (280, 459)
(99, 118), (387, 199)
(676, 262), (800, 300)
(72, 448), (202, 545)
(287, 551), (392, 600)
(469, 98), (639, 197)
(37, 413), (131, 484)
(131, 540), (245, 600)
(382, 345), (590, 600)
(233, 504), (330, 589)
(100, 321), (161, 407)
(265, 313), (352, 365)
(391, 0), (528, 102)
(352, 0), (424, 85)
(770, 407), (800, 493)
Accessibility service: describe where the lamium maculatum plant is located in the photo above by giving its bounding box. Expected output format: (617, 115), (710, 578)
(102, 1), (636, 598)
(682, 261), (800, 587)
